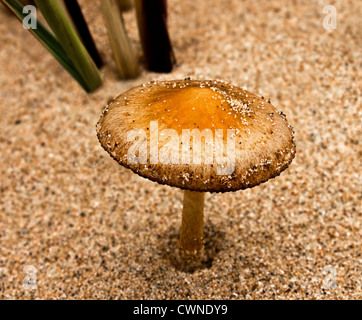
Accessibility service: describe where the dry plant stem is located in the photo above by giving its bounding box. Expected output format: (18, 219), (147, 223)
(180, 190), (205, 253)
(64, 0), (103, 68)
(19, 0), (35, 5)
(101, 0), (139, 79)
(134, 0), (175, 73)
(117, 0), (133, 12)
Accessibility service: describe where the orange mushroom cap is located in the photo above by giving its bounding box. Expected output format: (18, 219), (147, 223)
(97, 79), (296, 192)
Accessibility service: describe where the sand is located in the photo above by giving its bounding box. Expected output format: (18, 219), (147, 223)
(0, 0), (360, 299)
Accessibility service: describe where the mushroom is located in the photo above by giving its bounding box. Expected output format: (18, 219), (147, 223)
(96, 79), (296, 255)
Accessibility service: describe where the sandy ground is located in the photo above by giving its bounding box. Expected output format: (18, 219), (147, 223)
(0, 0), (361, 299)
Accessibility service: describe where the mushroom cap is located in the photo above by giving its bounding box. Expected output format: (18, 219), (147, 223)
(96, 79), (296, 192)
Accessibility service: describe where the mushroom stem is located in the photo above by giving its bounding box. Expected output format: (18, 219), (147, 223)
(180, 190), (205, 253)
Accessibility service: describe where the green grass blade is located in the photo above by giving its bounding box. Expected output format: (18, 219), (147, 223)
(35, 0), (102, 92)
(1, 0), (89, 91)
